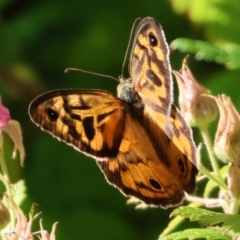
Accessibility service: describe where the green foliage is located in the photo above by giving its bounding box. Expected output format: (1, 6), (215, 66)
(160, 207), (240, 239)
(203, 165), (228, 198)
(171, 39), (240, 69)
(171, 207), (222, 221)
(160, 228), (232, 240)
(171, 0), (240, 44)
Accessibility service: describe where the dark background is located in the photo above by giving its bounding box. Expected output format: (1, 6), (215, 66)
(1, 0), (239, 239)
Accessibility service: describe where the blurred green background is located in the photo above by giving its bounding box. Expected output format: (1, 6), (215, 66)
(1, 0), (240, 239)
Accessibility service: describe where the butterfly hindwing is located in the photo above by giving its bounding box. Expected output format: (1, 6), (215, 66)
(97, 112), (186, 207)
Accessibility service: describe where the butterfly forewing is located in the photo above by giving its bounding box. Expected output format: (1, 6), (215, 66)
(130, 17), (172, 117)
(29, 90), (126, 158)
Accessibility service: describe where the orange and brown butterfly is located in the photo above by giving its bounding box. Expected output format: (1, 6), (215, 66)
(29, 17), (198, 208)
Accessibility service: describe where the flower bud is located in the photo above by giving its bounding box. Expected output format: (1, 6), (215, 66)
(0, 98), (25, 165)
(0, 99), (10, 128)
(210, 94), (240, 163)
(172, 57), (218, 127)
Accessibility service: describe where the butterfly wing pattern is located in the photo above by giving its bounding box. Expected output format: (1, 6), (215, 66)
(29, 17), (198, 208)
(99, 18), (197, 207)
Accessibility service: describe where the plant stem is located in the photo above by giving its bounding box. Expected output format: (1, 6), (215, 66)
(199, 164), (227, 190)
(199, 125), (223, 181)
(0, 136), (11, 194)
(228, 201), (239, 214)
(160, 202), (202, 238)
(0, 135), (15, 229)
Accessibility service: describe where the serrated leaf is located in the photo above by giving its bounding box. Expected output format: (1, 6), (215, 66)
(160, 202), (202, 237)
(171, 207), (221, 222)
(159, 228), (232, 240)
(11, 180), (27, 206)
(200, 214), (240, 236)
(170, 207), (240, 237)
(170, 39), (240, 69)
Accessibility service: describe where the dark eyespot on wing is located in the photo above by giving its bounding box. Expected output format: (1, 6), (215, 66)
(149, 178), (162, 190)
(178, 158), (186, 173)
(45, 108), (59, 121)
(148, 32), (158, 47)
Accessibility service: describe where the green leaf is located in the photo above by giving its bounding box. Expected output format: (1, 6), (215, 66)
(171, 39), (240, 69)
(171, 206), (221, 222)
(170, 207), (240, 238)
(11, 180), (27, 207)
(159, 228), (232, 240)
(199, 214), (240, 237)
(160, 202), (203, 237)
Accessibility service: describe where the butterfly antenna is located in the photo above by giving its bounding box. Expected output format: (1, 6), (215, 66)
(65, 67), (119, 82)
(121, 18), (141, 77)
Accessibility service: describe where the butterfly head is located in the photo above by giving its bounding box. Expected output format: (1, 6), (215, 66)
(117, 76), (143, 109)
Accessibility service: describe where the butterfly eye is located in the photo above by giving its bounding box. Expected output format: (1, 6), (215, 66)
(178, 158), (186, 173)
(148, 32), (158, 47)
(149, 178), (161, 190)
(45, 108), (59, 121)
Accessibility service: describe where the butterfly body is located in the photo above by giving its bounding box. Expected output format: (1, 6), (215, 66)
(29, 17), (197, 208)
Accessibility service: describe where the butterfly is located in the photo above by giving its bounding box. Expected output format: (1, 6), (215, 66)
(29, 17), (198, 208)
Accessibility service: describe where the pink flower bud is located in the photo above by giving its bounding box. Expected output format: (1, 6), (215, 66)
(173, 57), (218, 127)
(0, 100), (11, 128)
(210, 94), (240, 163)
